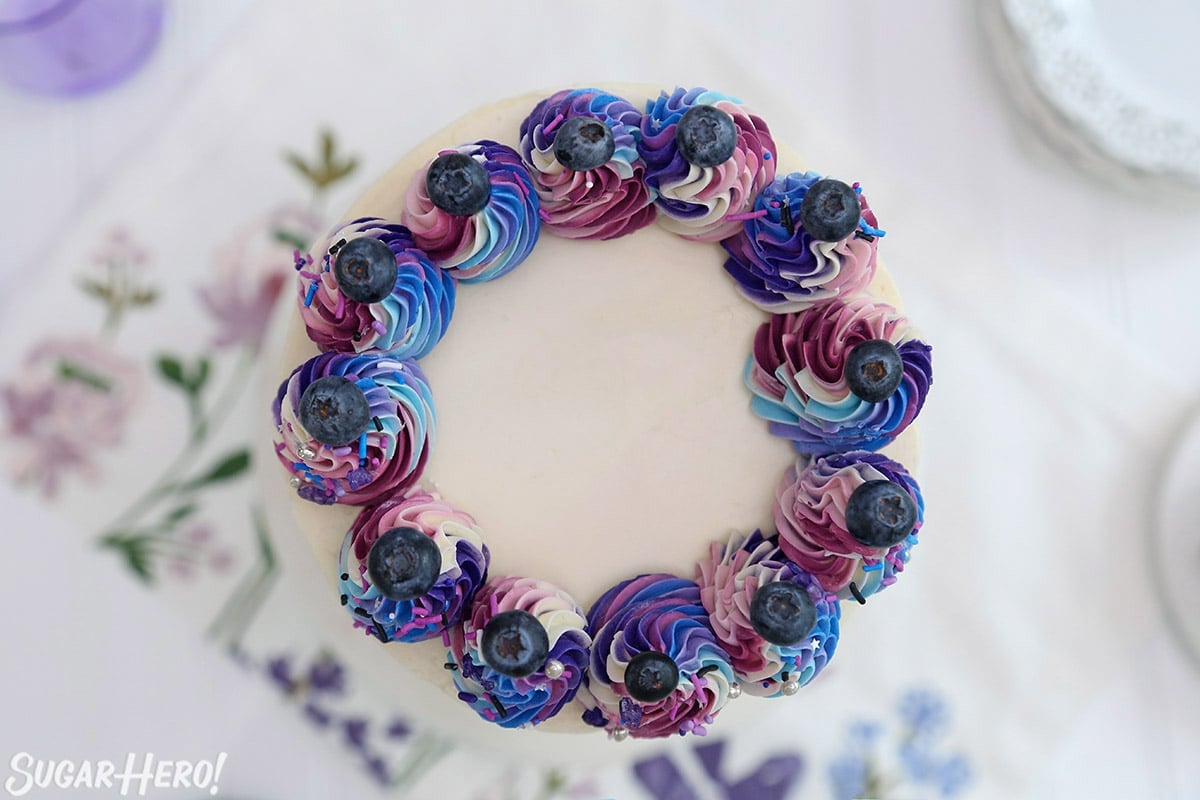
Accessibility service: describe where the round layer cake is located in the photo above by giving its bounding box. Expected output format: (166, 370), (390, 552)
(273, 84), (928, 738)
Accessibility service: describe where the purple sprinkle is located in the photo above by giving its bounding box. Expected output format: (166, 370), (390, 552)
(371, 320), (387, 335)
(298, 484), (336, 505)
(619, 696), (643, 728)
(346, 467), (372, 490)
(457, 691), (477, 703)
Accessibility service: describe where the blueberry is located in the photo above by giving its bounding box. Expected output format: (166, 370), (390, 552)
(480, 609), (549, 678)
(675, 105), (737, 168)
(799, 178), (861, 241)
(366, 527), (442, 601)
(845, 480), (917, 549)
(426, 152), (491, 216)
(553, 116), (616, 172)
(624, 651), (679, 703)
(749, 581), (818, 646)
(333, 237), (397, 304)
(845, 339), (904, 403)
(297, 375), (371, 446)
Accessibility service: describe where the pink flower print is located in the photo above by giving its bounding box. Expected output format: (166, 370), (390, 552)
(198, 205), (323, 351)
(1, 337), (142, 497)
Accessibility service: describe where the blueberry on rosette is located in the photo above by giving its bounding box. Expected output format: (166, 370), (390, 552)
(775, 451), (924, 600)
(745, 296), (933, 455)
(695, 531), (839, 698)
(273, 352), (436, 505)
(401, 140), (540, 283)
(295, 218), (455, 358)
(338, 489), (489, 642)
(448, 576), (590, 728)
(723, 173), (885, 312)
(518, 88), (657, 240)
(638, 87), (777, 242)
(585, 573), (735, 739)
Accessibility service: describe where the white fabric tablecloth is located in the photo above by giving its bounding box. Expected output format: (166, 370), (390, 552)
(2, 1), (1198, 798)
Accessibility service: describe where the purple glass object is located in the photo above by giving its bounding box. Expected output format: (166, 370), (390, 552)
(0, 0), (164, 96)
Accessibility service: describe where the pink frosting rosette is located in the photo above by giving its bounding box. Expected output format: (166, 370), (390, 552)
(639, 87), (777, 242)
(745, 296), (933, 455)
(295, 218), (455, 358)
(448, 576), (590, 729)
(401, 140), (540, 283)
(775, 451), (925, 600)
(696, 530), (839, 697)
(518, 88), (657, 240)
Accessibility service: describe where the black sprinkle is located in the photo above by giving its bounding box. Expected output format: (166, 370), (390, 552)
(780, 198), (793, 232)
(372, 416), (383, 432)
(373, 620), (389, 642)
(489, 695), (508, 719)
(340, 594), (348, 606)
(352, 332), (362, 341)
(441, 612), (450, 630)
(353, 607), (371, 618)
(443, 662), (459, 671)
(854, 231), (875, 242)
(696, 665), (718, 677)
(848, 581), (867, 605)
(329, 238), (347, 254)
(780, 671), (790, 683)
(340, 573), (349, 581)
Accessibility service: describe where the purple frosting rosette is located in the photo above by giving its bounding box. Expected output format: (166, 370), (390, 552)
(338, 489), (489, 642)
(402, 140), (540, 283)
(722, 172), (883, 312)
(696, 530), (839, 697)
(745, 297), (933, 454)
(448, 576), (591, 728)
(272, 352), (436, 505)
(295, 217), (456, 358)
(518, 88), (657, 240)
(584, 573), (735, 739)
(639, 87), (777, 242)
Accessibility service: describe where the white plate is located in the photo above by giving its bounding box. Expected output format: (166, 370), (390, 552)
(1151, 401), (1200, 675)
(984, 0), (1200, 191)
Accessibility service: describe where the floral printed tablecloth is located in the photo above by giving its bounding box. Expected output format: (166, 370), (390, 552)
(5, 1), (1200, 798)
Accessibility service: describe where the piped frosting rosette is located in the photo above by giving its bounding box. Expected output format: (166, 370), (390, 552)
(775, 451), (925, 600)
(723, 173), (882, 311)
(449, 576), (591, 728)
(273, 352), (436, 505)
(518, 88), (657, 240)
(402, 140), (540, 283)
(295, 218), (456, 358)
(696, 530), (839, 697)
(746, 297), (933, 454)
(584, 573), (735, 739)
(337, 489), (488, 642)
(639, 87), (777, 242)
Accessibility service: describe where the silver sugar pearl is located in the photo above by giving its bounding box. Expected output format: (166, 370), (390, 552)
(781, 680), (800, 697)
(728, 682), (743, 699)
(288, 475), (302, 489)
(297, 445), (316, 460)
(543, 659), (565, 680)
(611, 728), (629, 742)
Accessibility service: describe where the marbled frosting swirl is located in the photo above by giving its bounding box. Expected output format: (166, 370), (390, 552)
(518, 88), (657, 240)
(272, 352), (436, 505)
(775, 452), (925, 599)
(695, 530), (839, 697)
(296, 218), (455, 358)
(449, 576), (590, 728)
(402, 140), (540, 283)
(639, 87), (777, 242)
(723, 173), (881, 311)
(746, 297), (933, 454)
(338, 489), (488, 642)
(585, 574), (734, 739)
